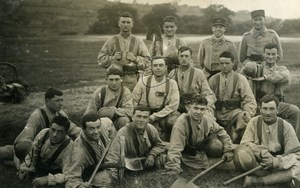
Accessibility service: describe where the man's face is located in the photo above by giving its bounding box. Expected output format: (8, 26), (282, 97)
(107, 74), (122, 91)
(260, 101), (278, 124)
(163, 22), (177, 37)
(219, 57), (234, 74)
(118, 17), (134, 32)
(46, 95), (63, 112)
(211, 24), (226, 38)
(264, 48), (278, 65)
(49, 123), (67, 145)
(152, 59), (167, 77)
(84, 119), (101, 142)
(251, 16), (265, 30)
(178, 50), (192, 67)
(187, 103), (207, 122)
(132, 110), (150, 130)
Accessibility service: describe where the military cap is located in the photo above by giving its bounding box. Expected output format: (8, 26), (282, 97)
(211, 18), (226, 27)
(251, 9), (265, 19)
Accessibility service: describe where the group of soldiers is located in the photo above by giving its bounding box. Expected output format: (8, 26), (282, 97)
(0, 8), (300, 188)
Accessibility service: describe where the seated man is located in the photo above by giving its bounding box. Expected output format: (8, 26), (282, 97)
(101, 105), (167, 186)
(18, 115), (73, 187)
(164, 95), (234, 174)
(234, 95), (300, 187)
(168, 46), (216, 116)
(209, 51), (257, 143)
(244, 43), (300, 140)
(0, 88), (81, 167)
(132, 57), (180, 141)
(65, 112), (116, 188)
(84, 65), (133, 130)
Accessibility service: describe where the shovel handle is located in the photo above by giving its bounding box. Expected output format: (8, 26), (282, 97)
(190, 159), (225, 183)
(223, 165), (262, 186)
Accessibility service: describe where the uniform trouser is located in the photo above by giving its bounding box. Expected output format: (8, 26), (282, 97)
(123, 74), (138, 91)
(152, 111), (180, 142)
(278, 102), (300, 141)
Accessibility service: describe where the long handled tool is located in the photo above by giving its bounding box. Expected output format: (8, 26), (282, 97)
(223, 145), (300, 186)
(171, 159), (226, 188)
(88, 138), (113, 184)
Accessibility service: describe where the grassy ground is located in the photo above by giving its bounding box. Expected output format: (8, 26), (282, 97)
(0, 35), (299, 187)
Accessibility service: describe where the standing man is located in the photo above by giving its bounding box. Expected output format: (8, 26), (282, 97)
(248, 43), (300, 139)
(97, 12), (150, 91)
(234, 95), (300, 187)
(168, 46), (216, 115)
(84, 66), (133, 130)
(0, 88), (81, 166)
(197, 18), (239, 79)
(209, 51), (257, 143)
(239, 9), (283, 65)
(18, 115), (73, 187)
(164, 95), (234, 174)
(65, 112), (116, 188)
(132, 57), (180, 141)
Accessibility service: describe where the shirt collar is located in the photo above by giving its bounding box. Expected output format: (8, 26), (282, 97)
(250, 27), (267, 37)
(211, 36), (225, 44)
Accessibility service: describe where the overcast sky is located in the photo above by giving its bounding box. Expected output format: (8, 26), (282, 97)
(112, 0), (300, 19)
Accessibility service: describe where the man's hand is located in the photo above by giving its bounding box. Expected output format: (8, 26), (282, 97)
(126, 52), (137, 62)
(242, 111), (252, 123)
(251, 77), (265, 82)
(113, 52), (123, 60)
(260, 150), (274, 169)
(222, 151), (234, 162)
(144, 154), (155, 168)
(32, 176), (48, 186)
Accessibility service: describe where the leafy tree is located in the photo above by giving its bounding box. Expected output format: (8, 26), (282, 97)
(87, 2), (141, 34)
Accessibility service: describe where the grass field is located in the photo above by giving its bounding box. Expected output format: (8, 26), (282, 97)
(0, 34), (300, 187)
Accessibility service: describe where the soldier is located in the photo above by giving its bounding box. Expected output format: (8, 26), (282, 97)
(164, 95), (234, 174)
(239, 9), (283, 64)
(132, 57), (180, 141)
(101, 105), (167, 186)
(247, 43), (300, 139)
(65, 112), (116, 188)
(168, 46), (216, 116)
(84, 65), (133, 131)
(17, 115), (73, 187)
(97, 12), (150, 91)
(0, 88), (82, 167)
(197, 17), (239, 79)
(234, 95), (300, 187)
(209, 51), (257, 143)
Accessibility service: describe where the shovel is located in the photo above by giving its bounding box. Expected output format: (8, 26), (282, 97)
(125, 157), (146, 171)
(171, 159), (225, 188)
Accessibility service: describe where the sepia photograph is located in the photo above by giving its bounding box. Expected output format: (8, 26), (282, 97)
(1, 0), (300, 187)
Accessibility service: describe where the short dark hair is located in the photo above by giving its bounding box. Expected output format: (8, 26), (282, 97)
(51, 115), (70, 132)
(82, 112), (100, 129)
(107, 64), (124, 77)
(178, 46), (193, 56)
(151, 56), (166, 65)
(259, 94), (279, 108)
(264, 43), (279, 52)
(133, 105), (151, 115)
(163, 16), (178, 25)
(119, 12), (133, 19)
(45, 88), (63, 100)
(190, 95), (208, 106)
(219, 51), (234, 62)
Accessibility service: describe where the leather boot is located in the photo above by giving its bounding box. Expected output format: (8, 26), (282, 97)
(243, 176), (264, 187)
(262, 170), (293, 185)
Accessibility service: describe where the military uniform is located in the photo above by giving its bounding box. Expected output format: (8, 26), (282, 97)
(132, 75), (180, 141)
(197, 36), (239, 79)
(165, 113), (234, 173)
(65, 118), (115, 188)
(234, 116), (300, 186)
(84, 85), (133, 130)
(209, 71), (257, 143)
(150, 35), (187, 57)
(168, 66), (216, 115)
(97, 34), (151, 91)
(20, 129), (73, 186)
